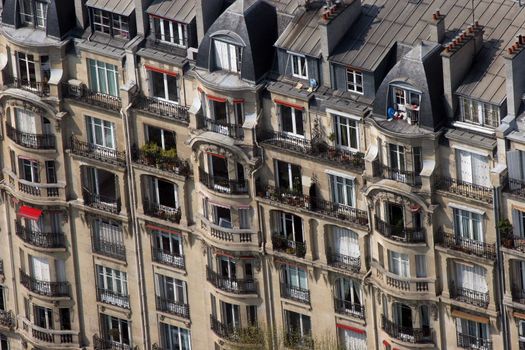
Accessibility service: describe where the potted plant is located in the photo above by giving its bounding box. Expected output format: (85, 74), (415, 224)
(498, 218), (513, 248)
(141, 142), (161, 165)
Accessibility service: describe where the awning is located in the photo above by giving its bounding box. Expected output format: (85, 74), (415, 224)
(336, 323), (365, 334)
(451, 309), (489, 324)
(17, 206), (43, 221)
(144, 65), (178, 77)
(514, 311), (525, 320)
(86, 0), (135, 17)
(274, 99), (305, 110)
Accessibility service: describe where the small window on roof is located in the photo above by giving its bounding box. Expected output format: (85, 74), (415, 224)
(459, 97), (500, 128)
(214, 39), (242, 73)
(388, 83), (421, 125)
(91, 8), (130, 39)
(346, 68), (363, 94)
(290, 53), (308, 79)
(151, 16), (187, 48)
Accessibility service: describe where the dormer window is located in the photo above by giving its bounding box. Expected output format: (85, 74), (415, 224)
(346, 68), (363, 94)
(389, 84), (421, 124)
(290, 53), (308, 79)
(214, 39), (242, 73)
(152, 17), (187, 48)
(459, 97), (500, 128)
(19, 0), (48, 29)
(92, 8), (129, 39)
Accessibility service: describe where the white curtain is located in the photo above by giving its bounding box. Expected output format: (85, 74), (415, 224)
(15, 109), (37, 134)
(31, 256), (50, 281)
(214, 40), (229, 70)
(333, 227), (359, 258)
(456, 263), (488, 293)
(97, 220), (122, 244)
(341, 328), (366, 350)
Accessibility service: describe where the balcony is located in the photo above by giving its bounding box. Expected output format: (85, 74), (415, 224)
(283, 331), (314, 349)
(93, 335), (131, 350)
(5, 76), (49, 96)
(210, 315), (263, 344)
(21, 319), (78, 345)
(92, 235), (126, 261)
(259, 185), (368, 227)
(152, 248), (185, 270)
(457, 332), (492, 350)
(134, 95), (189, 123)
(334, 298), (365, 319)
(20, 270), (69, 297)
(199, 167), (248, 195)
(156, 296), (190, 319)
(82, 188), (121, 214)
(204, 118), (243, 139)
(206, 267), (256, 294)
(258, 130), (365, 172)
(381, 316), (432, 344)
(272, 235), (306, 258)
(450, 281), (489, 308)
(508, 178), (525, 199)
(6, 124), (55, 149)
(327, 250), (361, 272)
(143, 200), (181, 224)
(437, 230), (496, 260)
(385, 275), (429, 293)
(501, 234), (525, 253)
(436, 176), (493, 204)
(0, 310), (14, 329)
(280, 283), (310, 304)
(201, 220), (256, 244)
(97, 288), (130, 309)
(63, 83), (122, 111)
(131, 146), (190, 177)
(17, 181), (61, 198)
(512, 284), (525, 304)
(375, 216), (425, 243)
(71, 136), (126, 167)
(381, 165), (420, 186)
(15, 221), (66, 249)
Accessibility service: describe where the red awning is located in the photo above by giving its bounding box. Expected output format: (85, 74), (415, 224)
(207, 94), (227, 103)
(18, 206), (43, 221)
(336, 324), (366, 334)
(144, 65), (178, 77)
(274, 99), (305, 110)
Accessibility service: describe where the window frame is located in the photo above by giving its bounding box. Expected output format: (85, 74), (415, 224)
(213, 39), (242, 73)
(460, 96), (500, 128)
(87, 116), (116, 149)
(388, 251), (410, 277)
(97, 265), (128, 296)
(153, 17), (187, 47)
(87, 59), (119, 96)
(290, 53), (308, 79)
(334, 114), (359, 151)
(346, 68), (364, 94)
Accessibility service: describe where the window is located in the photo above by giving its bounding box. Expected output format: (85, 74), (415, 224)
(145, 125), (176, 150)
(35, 1), (47, 28)
(0, 287), (5, 311)
(92, 9), (129, 38)
(10, 150), (16, 175)
(280, 105), (304, 137)
(160, 323), (191, 350)
(218, 256), (237, 281)
(346, 68), (363, 94)
(392, 303), (413, 339)
(19, 159), (39, 183)
(389, 144), (405, 171)
(150, 70), (178, 102)
(247, 305), (257, 325)
(282, 264), (308, 290)
(45, 161), (56, 184)
(291, 53), (308, 79)
(153, 229), (183, 257)
(87, 116), (115, 149)
(101, 314), (131, 346)
(20, 0), (34, 24)
(460, 97), (500, 128)
(152, 17), (187, 47)
(335, 114), (359, 150)
(454, 208), (483, 242)
(214, 39), (242, 73)
(97, 265), (128, 297)
(33, 305), (53, 329)
(285, 310), (311, 339)
(14, 108), (37, 134)
(339, 326), (366, 350)
(88, 59), (119, 96)
(330, 174), (355, 207)
(59, 308), (71, 330)
(332, 226), (360, 259)
(456, 318), (489, 345)
(17, 52), (36, 84)
(209, 203), (232, 228)
(507, 149), (525, 184)
(0, 333), (8, 350)
(335, 277), (362, 313)
(239, 208), (250, 229)
(93, 218), (123, 249)
(155, 274), (187, 307)
(391, 85), (421, 112)
(519, 320), (525, 345)
(456, 150), (489, 186)
(149, 177), (179, 209)
(275, 160), (301, 193)
(221, 301), (240, 329)
(455, 262), (488, 294)
(413, 146), (423, 175)
(415, 255), (426, 278)
(274, 211), (303, 243)
(234, 102), (244, 126)
(389, 251), (409, 277)
(512, 209), (525, 238)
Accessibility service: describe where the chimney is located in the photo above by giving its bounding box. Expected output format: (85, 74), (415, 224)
(196, 0), (225, 42)
(441, 22), (484, 119)
(318, 0), (362, 86)
(505, 35), (525, 118)
(429, 10), (445, 43)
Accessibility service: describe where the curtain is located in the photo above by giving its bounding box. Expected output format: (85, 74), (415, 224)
(15, 109), (36, 134)
(214, 40), (229, 70)
(416, 255), (427, 278)
(457, 150), (473, 183)
(472, 153), (489, 186)
(31, 256), (50, 281)
(456, 263), (487, 292)
(341, 328), (366, 350)
(333, 227), (359, 258)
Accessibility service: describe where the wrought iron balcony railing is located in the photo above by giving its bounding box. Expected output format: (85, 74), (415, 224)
(93, 334), (131, 350)
(143, 199), (181, 223)
(199, 167), (248, 194)
(280, 283), (310, 304)
(437, 230), (496, 260)
(375, 216), (426, 243)
(82, 188), (121, 214)
(450, 281), (489, 308)
(6, 124), (55, 149)
(156, 296), (190, 319)
(327, 251), (361, 272)
(152, 248), (185, 270)
(5, 76), (50, 96)
(97, 288), (130, 309)
(20, 270), (69, 297)
(131, 146), (190, 176)
(334, 298), (365, 319)
(381, 165), (420, 186)
(15, 221), (65, 249)
(71, 136), (126, 166)
(381, 315), (432, 344)
(63, 83), (122, 111)
(502, 234), (525, 252)
(92, 235), (126, 261)
(204, 118), (243, 139)
(436, 176), (493, 204)
(456, 332), (492, 350)
(134, 95), (189, 122)
(206, 267), (256, 294)
(210, 315), (263, 344)
(271, 234), (306, 258)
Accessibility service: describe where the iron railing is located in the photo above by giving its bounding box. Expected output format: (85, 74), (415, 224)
(156, 296), (190, 319)
(280, 283), (310, 304)
(334, 298), (365, 319)
(501, 234), (525, 252)
(283, 331), (314, 349)
(92, 235), (126, 261)
(63, 83), (122, 111)
(5, 76), (50, 96)
(134, 95), (189, 122)
(210, 315), (263, 344)
(450, 281), (489, 308)
(143, 200), (181, 223)
(20, 270), (69, 297)
(131, 146), (190, 176)
(199, 167), (248, 194)
(97, 288), (130, 309)
(15, 221), (65, 249)
(438, 231), (496, 260)
(512, 284), (525, 304)
(82, 188), (121, 214)
(374, 216), (426, 243)
(0, 310), (14, 328)
(271, 235), (306, 258)
(206, 267), (256, 294)
(204, 118), (243, 139)
(152, 247), (185, 270)
(456, 332), (492, 350)
(93, 334), (131, 350)
(71, 136), (126, 166)
(6, 124), (55, 149)
(327, 251), (361, 272)
(436, 176), (493, 204)
(382, 165), (420, 186)
(381, 315), (432, 343)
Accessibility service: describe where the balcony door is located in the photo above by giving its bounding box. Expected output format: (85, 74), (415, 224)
(332, 227), (359, 259)
(156, 274), (186, 305)
(392, 303), (412, 331)
(220, 301), (240, 329)
(275, 212), (303, 244)
(33, 305), (53, 329)
(282, 265), (308, 296)
(30, 256), (50, 282)
(150, 177), (178, 210)
(85, 168), (117, 203)
(87, 116), (115, 150)
(97, 265), (128, 304)
(219, 256), (237, 290)
(456, 318), (488, 346)
(454, 208), (483, 242)
(276, 160), (301, 193)
(285, 310), (311, 338)
(457, 150), (489, 186)
(208, 154), (229, 191)
(335, 277), (362, 312)
(101, 314), (131, 346)
(455, 262), (488, 294)
(14, 108), (37, 134)
(154, 230), (183, 257)
(160, 323), (191, 350)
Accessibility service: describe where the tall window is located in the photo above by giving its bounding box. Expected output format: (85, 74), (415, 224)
(160, 323), (191, 350)
(19, 0), (47, 28)
(35, 1), (47, 28)
(275, 160), (301, 193)
(335, 277), (362, 312)
(346, 68), (363, 94)
(152, 229), (183, 257)
(388, 251), (409, 277)
(101, 314), (131, 346)
(330, 174), (355, 207)
(148, 177), (179, 209)
(45, 161), (56, 184)
(33, 305), (53, 329)
(335, 114), (359, 150)
(456, 150), (489, 186)
(86, 116), (115, 149)
(274, 211), (303, 243)
(513, 209), (525, 238)
(155, 274), (187, 305)
(291, 54), (308, 79)
(88, 59), (119, 96)
(92, 218), (124, 251)
(282, 264), (308, 291)
(460, 97), (500, 128)
(280, 105), (304, 137)
(19, 159), (39, 183)
(92, 9), (129, 39)
(332, 226), (360, 259)
(214, 39), (241, 73)
(17, 52), (36, 84)
(454, 208), (483, 242)
(456, 318), (489, 344)
(519, 320), (525, 347)
(285, 310), (311, 339)
(97, 265), (129, 308)
(20, 0), (34, 24)
(152, 17), (187, 47)
(145, 125), (176, 150)
(455, 262), (488, 294)
(389, 144), (405, 171)
(339, 327), (366, 350)
(150, 70), (178, 102)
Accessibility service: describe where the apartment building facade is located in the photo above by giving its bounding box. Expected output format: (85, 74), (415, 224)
(0, 0), (522, 349)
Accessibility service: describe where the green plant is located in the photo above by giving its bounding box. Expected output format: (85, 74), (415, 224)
(160, 147), (177, 159)
(327, 132), (336, 142)
(141, 142), (161, 157)
(498, 218), (513, 237)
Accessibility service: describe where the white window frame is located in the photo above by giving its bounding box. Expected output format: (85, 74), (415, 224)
(279, 212), (303, 242)
(290, 53), (308, 79)
(17, 52), (36, 84)
(87, 116), (115, 149)
(150, 71), (178, 103)
(388, 251), (410, 277)
(97, 265), (128, 296)
(92, 9), (111, 34)
(346, 68), (364, 94)
(155, 274), (187, 304)
(20, 158), (39, 183)
(160, 322), (191, 350)
(152, 177), (179, 209)
(334, 114), (359, 151)
(391, 84), (421, 112)
(280, 105), (304, 137)
(454, 208), (483, 242)
(389, 143), (405, 171)
(153, 230), (183, 256)
(101, 314), (131, 346)
(155, 17), (186, 47)
(335, 277), (362, 308)
(88, 59), (119, 96)
(282, 264), (308, 290)
(276, 160), (301, 192)
(111, 14), (129, 39)
(214, 39), (241, 73)
(330, 174), (355, 208)
(460, 96), (500, 128)
(35, 1), (47, 28)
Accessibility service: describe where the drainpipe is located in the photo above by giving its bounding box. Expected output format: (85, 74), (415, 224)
(2, 191), (19, 317)
(493, 185), (510, 350)
(121, 96), (150, 350)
